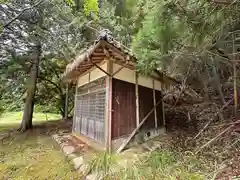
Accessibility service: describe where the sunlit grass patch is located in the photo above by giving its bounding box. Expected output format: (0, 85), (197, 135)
(0, 111), (61, 124)
(0, 112), (61, 132)
(0, 133), (79, 180)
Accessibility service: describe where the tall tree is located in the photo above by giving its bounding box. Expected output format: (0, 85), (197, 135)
(21, 37), (41, 131)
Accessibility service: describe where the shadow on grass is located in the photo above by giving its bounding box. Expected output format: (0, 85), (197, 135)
(0, 119), (79, 180)
(0, 119), (72, 134)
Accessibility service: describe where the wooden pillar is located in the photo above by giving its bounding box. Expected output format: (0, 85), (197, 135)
(232, 29), (238, 116)
(153, 80), (158, 128)
(105, 58), (113, 152)
(135, 72), (140, 126)
(72, 84), (78, 133)
(162, 99), (165, 126)
(161, 84), (165, 126)
(64, 83), (69, 120)
(105, 76), (109, 150)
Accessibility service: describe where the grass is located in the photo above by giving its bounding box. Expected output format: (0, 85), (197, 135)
(0, 112), (79, 180)
(0, 112), (61, 131)
(0, 132), (80, 180)
(0, 111), (61, 124)
(91, 150), (215, 180)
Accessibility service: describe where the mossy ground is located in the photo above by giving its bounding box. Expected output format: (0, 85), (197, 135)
(0, 115), (80, 180)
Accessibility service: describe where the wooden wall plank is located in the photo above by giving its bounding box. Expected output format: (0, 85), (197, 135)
(112, 79), (136, 139)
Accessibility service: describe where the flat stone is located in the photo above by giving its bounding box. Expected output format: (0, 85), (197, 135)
(67, 153), (77, 161)
(73, 156), (84, 170)
(86, 172), (103, 180)
(64, 135), (72, 139)
(78, 164), (90, 175)
(59, 130), (69, 135)
(52, 134), (59, 140)
(60, 142), (68, 148)
(56, 139), (63, 144)
(62, 146), (75, 156)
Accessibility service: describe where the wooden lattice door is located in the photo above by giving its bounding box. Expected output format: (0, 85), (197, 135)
(74, 90), (106, 144)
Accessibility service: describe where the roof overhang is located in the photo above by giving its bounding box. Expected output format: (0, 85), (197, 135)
(63, 40), (136, 82)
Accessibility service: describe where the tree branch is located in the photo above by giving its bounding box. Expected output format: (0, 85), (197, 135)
(3, 0), (44, 28)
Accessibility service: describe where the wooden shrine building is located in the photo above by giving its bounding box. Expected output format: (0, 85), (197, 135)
(63, 33), (175, 152)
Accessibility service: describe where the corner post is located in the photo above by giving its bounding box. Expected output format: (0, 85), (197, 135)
(64, 83), (69, 120)
(72, 84), (78, 133)
(135, 71), (140, 126)
(105, 57), (113, 153)
(153, 80), (158, 128)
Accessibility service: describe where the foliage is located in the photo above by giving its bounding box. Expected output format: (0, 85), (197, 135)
(84, 0), (99, 17)
(88, 152), (118, 176)
(0, 102), (4, 115)
(0, 0), (81, 117)
(132, 0), (233, 74)
(115, 150), (208, 180)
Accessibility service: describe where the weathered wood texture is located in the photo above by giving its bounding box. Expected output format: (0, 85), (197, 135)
(139, 86), (163, 129)
(74, 78), (106, 144)
(111, 79), (164, 139)
(139, 86), (155, 130)
(112, 79), (136, 139)
(156, 90), (164, 127)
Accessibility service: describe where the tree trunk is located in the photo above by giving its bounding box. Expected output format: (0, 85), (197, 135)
(20, 42), (41, 132)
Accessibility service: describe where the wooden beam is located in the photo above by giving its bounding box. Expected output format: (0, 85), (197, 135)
(112, 60), (129, 76)
(91, 57), (105, 60)
(88, 71), (91, 93)
(105, 76), (109, 151)
(103, 41), (136, 62)
(153, 80), (158, 128)
(64, 83), (69, 120)
(90, 58), (111, 76)
(107, 59), (113, 153)
(116, 98), (163, 153)
(105, 58), (113, 152)
(135, 72), (140, 126)
(72, 85), (78, 132)
(162, 100), (165, 126)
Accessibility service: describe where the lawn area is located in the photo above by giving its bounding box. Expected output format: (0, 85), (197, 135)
(0, 132), (80, 180)
(0, 111), (61, 125)
(0, 112), (61, 131)
(0, 118), (80, 180)
(0, 112), (80, 180)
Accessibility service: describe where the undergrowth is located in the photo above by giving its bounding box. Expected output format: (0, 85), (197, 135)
(90, 150), (217, 180)
(88, 151), (118, 178)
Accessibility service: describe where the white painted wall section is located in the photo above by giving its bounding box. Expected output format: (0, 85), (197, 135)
(154, 80), (162, 91)
(77, 62), (162, 91)
(113, 63), (135, 84)
(77, 62), (107, 87)
(77, 73), (89, 87)
(113, 63), (162, 91)
(138, 76), (153, 89)
(90, 63), (107, 82)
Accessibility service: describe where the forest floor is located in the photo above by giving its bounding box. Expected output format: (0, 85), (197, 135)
(0, 111), (239, 180)
(0, 116), (80, 180)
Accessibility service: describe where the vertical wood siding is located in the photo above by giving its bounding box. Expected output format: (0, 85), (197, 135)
(112, 79), (164, 139)
(112, 79), (136, 139)
(156, 90), (164, 127)
(139, 86), (155, 130)
(74, 77), (106, 144)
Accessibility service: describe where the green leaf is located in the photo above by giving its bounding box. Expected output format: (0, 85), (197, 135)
(83, 0), (99, 18)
